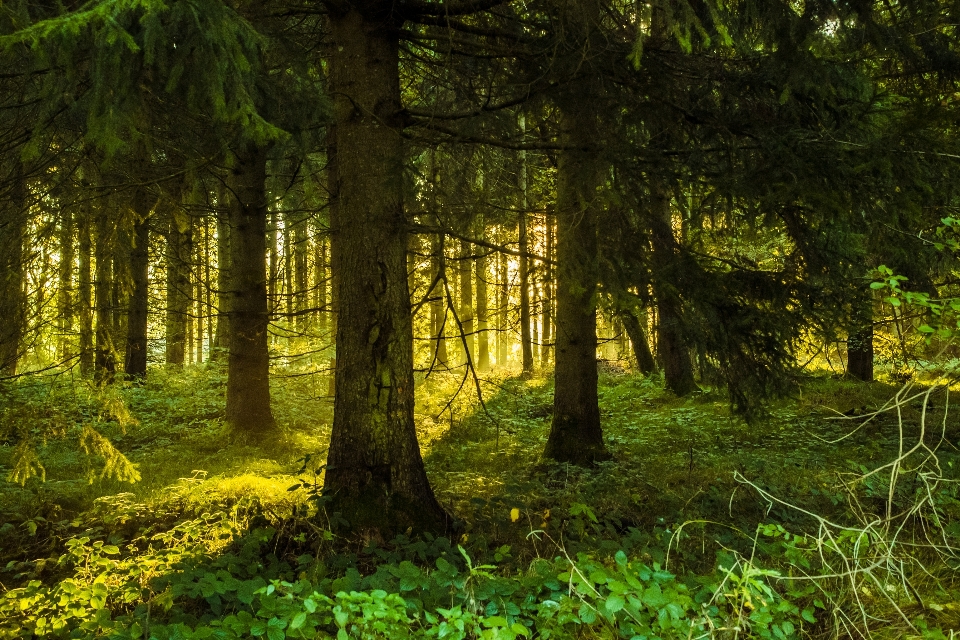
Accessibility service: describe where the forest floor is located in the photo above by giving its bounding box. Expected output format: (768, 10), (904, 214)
(1, 365), (958, 639)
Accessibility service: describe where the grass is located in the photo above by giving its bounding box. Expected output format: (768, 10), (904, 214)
(1, 362), (959, 638)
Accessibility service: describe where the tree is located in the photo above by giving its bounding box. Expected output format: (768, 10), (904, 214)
(322, 0), (455, 534)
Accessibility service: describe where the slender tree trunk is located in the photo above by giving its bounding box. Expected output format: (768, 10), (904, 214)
(651, 181), (699, 396)
(497, 241), (509, 367)
(165, 208), (191, 366)
(327, 126), (339, 397)
(0, 166), (26, 376)
(225, 142), (277, 436)
(430, 232), (448, 367)
(94, 207), (116, 384)
(518, 125), (534, 377)
(79, 205), (94, 378)
(124, 188), (152, 379)
(545, 88), (608, 465)
(58, 207), (75, 362)
(847, 296), (874, 381)
(621, 307), (657, 375)
(476, 243), (490, 372)
(283, 212), (293, 322)
(213, 196), (231, 360)
(268, 210), (279, 320)
(541, 210), (554, 368)
(316, 226), (328, 333)
(205, 214), (214, 352)
(324, 3), (450, 535)
(195, 220), (204, 365)
(459, 238), (474, 366)
(294, 214), (308, 327)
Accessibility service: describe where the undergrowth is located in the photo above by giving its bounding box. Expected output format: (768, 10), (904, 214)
(1, 364), (958, 638)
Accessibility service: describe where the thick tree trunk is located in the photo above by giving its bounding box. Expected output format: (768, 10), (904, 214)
(79, 206), (94, 378)
(0, 167), (26, 376)
(124, 189), (152, 379)
(323, 3), (450, 535)
(650, 182), (699, 396)
(847, 299), (874, 381)
(94, 208), (116, 384)
(544, 93), (608, 465)
(225, 142), (277, 436)
(165, 208), (191, 366)
(621, 307), (657, 375)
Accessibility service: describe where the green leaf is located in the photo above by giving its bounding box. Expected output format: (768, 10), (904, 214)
(289, 612), (307, 630)
(605, 594), (625, 614)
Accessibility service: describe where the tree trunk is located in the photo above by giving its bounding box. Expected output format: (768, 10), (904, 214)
(518, 127), (534, 377)
(497, 241), (509, 367)
(0, 166), (26, 376)
(327, 125), (340, 397)
(165, 206), (191, 366)
(124, 189), (152, 379)
(621, 307), (657, 375)
(847, 298), (874, 381)
(476, 240), (490, 372)
(544, 91), (608, 465)
(195, 218), (205, 364)
(225, 142), (277, 436)
(213, 194), (230, 360)
(458, 238), (474, 366)
(430, 231), (448, 368)
(58, 207), (75, 362)
(651, 181), (699, 396)
(94, 207), (116, 384)
(323, 3), (450, 535)
(79, 205), (94, 378)
(541, 210), (554, 368)
(283, 211), (293, 322)
(294, 214), (308, 327)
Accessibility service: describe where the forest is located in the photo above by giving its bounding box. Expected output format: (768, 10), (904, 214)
(2, 0), (960, 638)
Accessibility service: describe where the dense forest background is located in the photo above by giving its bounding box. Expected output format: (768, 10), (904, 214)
(2, 0), (960, 638)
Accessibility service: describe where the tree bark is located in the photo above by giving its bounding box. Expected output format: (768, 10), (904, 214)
(323, 2), (450, 535)
(497, 242), (509, 366)
(651, 181), (699, 396)
(476, 235), (490, 372)
(124, 188), (152, 379)
(0, 165), (26, 376)
(847, 299), (874, 382)
(165, 205), (191, 366)
(57, 206), (75, 362)
(213, 192), (230, 360)
(79, 203), (94, 378)
(544, 90), (608, 465)
(621, 307), (657, 375)
(458, 238), (474, 366)
(94, 206), (116, 385)
(518, 127), (534, 377)
(541, 210), (554, 368)
(225, 142), (277, 436)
